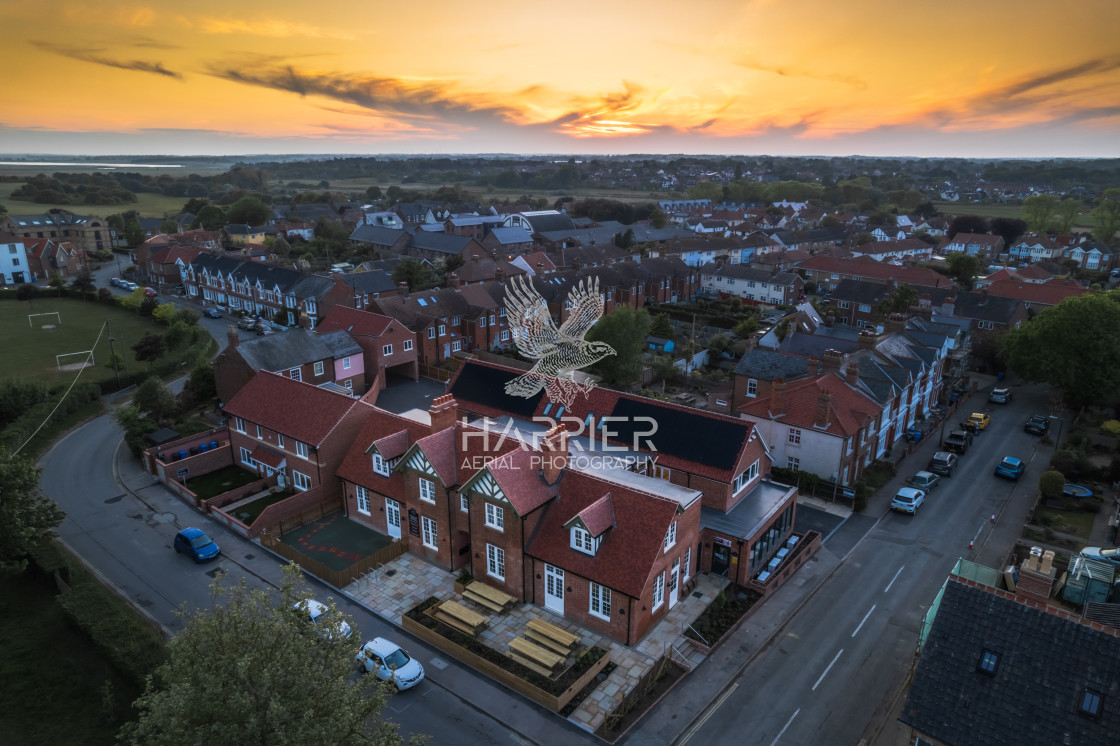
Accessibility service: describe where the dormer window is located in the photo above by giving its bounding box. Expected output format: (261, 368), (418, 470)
(571, 526), (598, 555)
(372, 453), (391, 477)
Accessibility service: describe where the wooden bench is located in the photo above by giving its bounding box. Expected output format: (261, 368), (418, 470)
(509, 636), (565, 676)
(526, 617), (580, 654)
(434, 599), (487, 635)
(463, 581), (515, 613)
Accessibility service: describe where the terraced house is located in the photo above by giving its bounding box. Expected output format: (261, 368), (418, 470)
(183, 253), (339, 327)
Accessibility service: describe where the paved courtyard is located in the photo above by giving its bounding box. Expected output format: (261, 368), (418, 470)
(345, 553), (729, 733)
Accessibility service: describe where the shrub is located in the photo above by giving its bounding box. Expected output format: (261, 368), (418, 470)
(1101, 420), (1120, 437)
(1039, 470), (1066, 499)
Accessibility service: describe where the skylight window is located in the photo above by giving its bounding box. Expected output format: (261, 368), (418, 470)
(543, 403), (552, 415)
(417, 298), (428, 306)
(1079, 688), (1103, 720)
(976, 649), (999, 676)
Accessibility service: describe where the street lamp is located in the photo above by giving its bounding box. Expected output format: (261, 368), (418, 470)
(106, 320), (122, 391)
(1049, 415), (1065, 450)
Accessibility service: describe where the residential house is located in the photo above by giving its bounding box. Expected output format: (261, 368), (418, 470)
(984, 277), (1089, 311)
(213, 326), (365, 403)
(135, 243), (205, 288)
(937, 232), (1005, 259)
(699, 262), (805, 306)
(951, 290), (1028, 334)
(324, 269), (399, 312)
(270, 222), (315, 242)
(1009, 235), (1063, 264)
(828, 279), (892, 328)
(404, 232), (487, 264)
(225, 224), (268, 245)
(796, 256), (952, 293)
(0, 232), (31, 284)
(444, 215), (504, 241)
(849, 238), (933, 264)
(24, 238), (85, 280)
(1, 210), (114, 252)
(455, 256), (527, 285)
(315, 305), (419, 397)
(899, 564), (1120, 746)
(1065, 238), (1117, 270)
(481, 226), (534, 256)
(223, 371), (367, 493)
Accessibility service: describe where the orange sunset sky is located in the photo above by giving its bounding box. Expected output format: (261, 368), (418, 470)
(2, 0), (1119, 157)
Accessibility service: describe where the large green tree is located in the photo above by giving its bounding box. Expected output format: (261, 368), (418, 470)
(876, 283), (920, 317)
(391, 258), (431, 290)
(650, 312), (674, 340)
(1022, 194), (1060, 233)
(119, 566), (413, 746)
(0, 450), (65, 574)
(191, 204), (227, 231)
(225, 195), (272, 226)
(586, 306), (651, 385)
(124, 221), (146, 248)
(132, 332), (167, 367)
(1053, 198), (1083, 235)
(133, 377), (178, 423)
(944, 253), (982, 290)
(1003, 292), (1120, 408)
(1092, 188), (1120, 246)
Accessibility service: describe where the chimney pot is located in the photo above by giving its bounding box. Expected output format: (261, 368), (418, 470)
(428, 394), (458, 432)
(397, 281), (409, 298)
(449, 272), (461, 290)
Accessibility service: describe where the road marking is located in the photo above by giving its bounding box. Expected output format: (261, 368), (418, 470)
(767, 708), (800, 746)
(852, 604), (876, 638)
(884, 565), (904, 593)
(678, 682), (739, 745)
(509, 735), (534, 746)
(812, 649), (843, 691)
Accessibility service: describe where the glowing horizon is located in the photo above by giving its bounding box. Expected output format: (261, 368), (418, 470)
(2, 0), (1119, 158)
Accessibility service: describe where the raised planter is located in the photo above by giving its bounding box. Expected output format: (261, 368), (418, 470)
(401, 612), (609, 712)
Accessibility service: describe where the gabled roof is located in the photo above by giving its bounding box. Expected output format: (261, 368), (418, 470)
(901, 577), (1120, 746)
(224, 371), (360, 446)
(733, 348), (812, 382)
(316, 306), (394, 337)
(798, 255), (952, 287)
(337, 270), (397, 295)
(407, 232), (474, 255)
(317, 329), (362, 358)
(954, 292), (1024, 323)
(738, 372), (880, 437)
(350, 224), (408, 246)
(571, 493), (616, 536)
(985, 277), (1089, 307)
(830, 278), (891, 305)
(699, 262), (802, 285)
(190, 254), (337, 299)
(234, 328), (339, 372)
(336, 405), (429, 490)
(852, 238), (932, 255)
(487, 226), (534, 245)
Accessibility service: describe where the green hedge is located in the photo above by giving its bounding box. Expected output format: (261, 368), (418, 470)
(0, 383), (102, 452)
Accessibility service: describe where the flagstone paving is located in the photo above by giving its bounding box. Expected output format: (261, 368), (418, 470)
(345, 553), (730, 734)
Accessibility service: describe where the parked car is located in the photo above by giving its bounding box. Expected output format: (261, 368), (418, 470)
(254, 322), (274, 336)
(202, 308), (222, 319)
(143, 287), (158, 297)
(891, 487), (926, 514)
(293, 598), (352, 640)
(236, 317), (257, 330)
(928, 451), (959, 477)
(355, 637), (425, 690)
(109, 277), (122, 287)
(943, 430), (973, 455)
(173, 527), (221, 563)
(966, 412), (991, 431)
(988, 387), (1012, 404)
(909, 471), (941, 491)
(1080, 547), (1120, 568)
(123, 281), (139, 291)
(994, 456), (1026, 480)
(1024, 415), (1050, 435)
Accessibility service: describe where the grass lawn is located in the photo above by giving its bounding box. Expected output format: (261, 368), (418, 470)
(1033, 506), (1097, 539)
(934, 201), (1095, 229)
(184, 464), (263, 501)
(0, 296), (175, 389)
(0, 570), (143, 745)
(232, 489), (296, 525)
(0, 182), (187, 219)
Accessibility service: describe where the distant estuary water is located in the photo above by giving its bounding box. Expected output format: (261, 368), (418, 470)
(0, 162), (182, 168)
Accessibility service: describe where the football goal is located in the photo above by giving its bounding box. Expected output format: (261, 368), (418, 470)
(56, 350), (93, 371)
(29, 311), (62, 328)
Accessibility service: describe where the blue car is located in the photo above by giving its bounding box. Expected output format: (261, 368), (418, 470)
(994, 456), (1025, 481)
(174, 527), (221, 562)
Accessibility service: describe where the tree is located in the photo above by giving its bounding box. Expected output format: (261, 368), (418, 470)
(132, 332), (166, 367)
(0, 450), (65, 574)
(1053, 198), (1083, 235)
(650, 312), (674, 340)
(1092, 188), (1120, 246)
(441, 255), (465, 275)
(159, 219), (180, 234)
(649, 208), (667, 229)
(945, 253), (982, 290)
(1022, 194), (1060, 233)
(271, 236), (292, 259)
(391, 258), (431, 290)
(947, 215), (988, 238)
(133, 377), (178, 423)
(876, 284), (920, 316)
(48, 273), (66, 297)
(226, 195), (272, 226)
(15, 283), (38, 301)
(152, 303), (179, 326)
(191, 204), (227, 231)
(179, 359), (217, 410)
(365, 185), (383, 201)
(124, 220), (146, 247)
(651, 355), (678, 383)
(733, 316), (759, 338)
(989, 217), (1027, 248)
(1003, 291), (1120, 408)
(119, 566), (410, 746)
(586, 307), (650, 386)
(70, 271), (95, 298)
(106, 213), (126, 232)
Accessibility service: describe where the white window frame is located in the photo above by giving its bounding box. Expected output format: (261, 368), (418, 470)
(343, 357), (351, 370)
(438, 324), (446, 336)
(461, 494), (469, 512)
(733, 459), (760, 494)
(788, 428), (802, 445)
(589, 582), (611, 621)
(683, 547), (691, 582)
(356, 486), (371, 515)
(295, 441), (309, 459)
(428, 327), (436, 339)
(664, 521), (677, 552)
(255, 425), (262, 439)
(288, 368), (301, 382)
(571, 526), (596, 555)
(404, 339), (413, 351)
(292, 470), (311, 491)
(240, 447), (253, 465)
(277, 434), (284, 448)
(486, 543), (505, 580)
(418, 477), (436, 503)
(372, 452), (390, 477)
(421, 516), (437, 549)
(787, 456), (800, 470)
(484, 502), (504, 531)
(233, 416), (245, 433)
(383, 344), (393, 356)
(746, 379), (758, 397)
(653, 572), (665, 609)
(313, 361), (325, 376)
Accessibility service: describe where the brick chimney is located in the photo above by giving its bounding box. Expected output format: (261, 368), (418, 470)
(298, 311), (312, 330)
(979, 288), (989, 305)
(858, 330), (878, 349)
(227, 324), (239, 347)
(397, 281), (409, 298)
(429, 394), (458, 432)
(770, 377), (786, 414)
(448, 272), (461, 289)
(806, 356), (819, 376)
(540, 424), (568, 485)
(495, 266), (505, 283)
(885, 313), (907, 333)
(822, 348), (843, 373)
(815, 391), (832, 428)
(846, 364), (859, 386)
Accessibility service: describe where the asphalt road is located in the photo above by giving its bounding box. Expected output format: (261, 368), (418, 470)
(38, 412), (592, 746)
(677, 385), (1054, 745)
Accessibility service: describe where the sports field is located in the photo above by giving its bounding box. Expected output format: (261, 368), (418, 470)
(0, 297), (167, 389)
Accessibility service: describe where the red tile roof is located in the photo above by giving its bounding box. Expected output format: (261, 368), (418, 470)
(370, 430), (410, 460)
(799, 255), (951, 287)
(486, 449), (559, 515)
(738, 372), (880, 438)
(412, 427), (458, 486)
(316, 305), (394, 337)
(572, 492), (616, 537)
(336, 404), (430, 492)
(525, 470), (679, 598)
(251, 446), (285, 468)
(985, 277), (1089, 307)
(224, 371), (359, 446)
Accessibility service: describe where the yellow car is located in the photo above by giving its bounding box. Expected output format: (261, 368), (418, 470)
(967, 412), (991, 431)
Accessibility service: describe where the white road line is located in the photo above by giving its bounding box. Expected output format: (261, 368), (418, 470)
(852, 604), (877, 638)
(678, 682), (739, 745)
(812, 649), (844, 692)
(767, 708), (800, 746)
(884, 565), (905, 593)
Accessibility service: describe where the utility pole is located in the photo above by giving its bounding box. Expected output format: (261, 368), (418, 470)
(106, 320), (122, 391)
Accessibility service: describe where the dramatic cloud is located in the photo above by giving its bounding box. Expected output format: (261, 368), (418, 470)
(197, 18), (357, 40)
(30, 41), (182, 79)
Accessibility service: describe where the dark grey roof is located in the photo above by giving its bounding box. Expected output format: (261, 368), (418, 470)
(316, 329), (361, 357)
(699, 262), (801, 286)
(191, 254), (335, 300)
(733, 348), (811, 381)
(830, 279), (890, 305)
(954, 292), (1023, 324)
(339, 270), (397, 294)
(236, 328), (336, 371)
(487, 226), (533, 245)
(350, 225), (408, 246)
(407, 232), (472, 255)
(225, 223), (252, 234)
(901, 579), (1120, 746)
(138, 218), (164, 231)
(779, 332), (859, 357)
(522, 213), (575, 233)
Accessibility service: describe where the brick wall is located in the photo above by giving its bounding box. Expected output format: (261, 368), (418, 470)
(469, 497), (524, 600)
(251, 484), (338, 538)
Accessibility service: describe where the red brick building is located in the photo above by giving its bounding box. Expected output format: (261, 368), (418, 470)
(315, 305), (419, 397)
